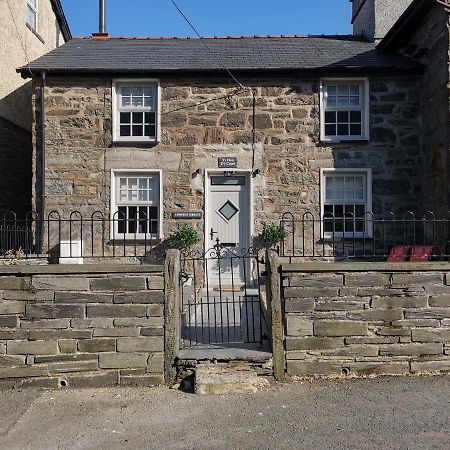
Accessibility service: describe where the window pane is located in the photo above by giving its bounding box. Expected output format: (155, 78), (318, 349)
(121, 87), (131, 96)
(344, 205), (355, 216)
(133, 112), (144, 124)
(131, 97), (144, 107)
(120, 112), (131, 123)
(132, 125), (143, 136)
(334, 205), (344, 217)
(327, 86), (337, 95)
(149, 207), (159, 233)
(350, 96), (360, 106)
(337, 111), (349, 123)
(325, 111), (336, 123)
(117, 207), (127, 234)
(337, 96), (349, 106)
(143, 87), (153, 96)
(337, 124), (349, 135)
(144, 97), (152, 107)
(337, 85), (348, 95)
(139, 190), (148, 201)
(27, 7), (36, 29)
(327, 96), (336, 106)
(130, 87), (143, 96)
(145, 112), (156, 124)
(350, 111), (361, 122)
(128, 206), (137, 233)
(350, 85), (359, 95)
(121, 96), (131, 107)
(120, 125), (130, 136)
(355, 205), (366, 217)
(350, 124), (362, 136)
(325, 124), (336, 136)
(324, 205), (334, 216)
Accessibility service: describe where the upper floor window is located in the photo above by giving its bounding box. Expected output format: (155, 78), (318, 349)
(320, 168), (372, 239)
(320, 79), (369, 142)
(27, 0), (38, 32)
(113, 80), (160, 143)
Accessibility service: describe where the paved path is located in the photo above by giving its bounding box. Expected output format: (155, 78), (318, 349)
(1, 376), (449, 449)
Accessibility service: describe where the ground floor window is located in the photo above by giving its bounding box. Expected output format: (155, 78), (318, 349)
(111, 171), (161, 239)
(320, 168), (372, 238)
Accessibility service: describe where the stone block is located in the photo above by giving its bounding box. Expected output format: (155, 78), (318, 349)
(284, 287), (338, 298)
(147, 353), (164, 373)
(285, 337), (343, 351)
(77, 339), (116, 352)
(90, 277), (147, 291)
(0, 315), (19, 327)
(348, 362), (409, 376)
(70, 318), (114, 328)
(34, 354), (98, 363)
(287, 274), (344, 287)
(347, 309), (404, 321)
(286, 360), (342, 376)
(120, 374), (163, 387)
(26, 304), (85, 319)
(0, 366), (49, 378)
(48, 361), (99, 374)
(429, 296), (450, 307)
(424, 285), (450, 295)
(0, 343), (5, 354)
(314, 321), (368, 337)
(2, 290), (54, 301)
(98, 353), (148, 369)
(344, 273), (390, 287)
(65, 371), (119, 388)
(410, 359), (450, 373)
(357, 288), (408, 297)
(404, 308), (450, 320)
(0, 330), (28, 340)
(286, 316), (313, 336)
(346, 336), (399, 345)
(315, 299), (368, 311)
(376, 327), (411, 337)
(0, 355), (26, 367)
(20, 319), (70, 329)
(116, 337), (164, 353)
(114, 317), (163, 327)
(54, 292), (113, 304)
(411, 329), (450, 343)
(146, 276), (164, 290)
(29, 329), (92, 340)
(391, 273), (443, 286)
(285, 298), (314, 313)
(146, 304), (164, 317)
(0, 300), (25, 315)
(86, 304), (146, 318)
(285, 351), (307, 360)
(114, 291), (164, 304)
(58, 340), (77, 353)
(392, 319), (440, 327)
(0, 277), (29, 290)
(32, 277), (89, 291)
(371, 297), (427, 308)
(321, 345), (379, 357)
(140, 327), (164, 336)
(7, 340), (58, 355)
(379, 343), (443, 356)
(93, 327), (139, 337)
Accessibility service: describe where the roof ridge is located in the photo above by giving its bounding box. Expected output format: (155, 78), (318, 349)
(73, 34), (363, 41)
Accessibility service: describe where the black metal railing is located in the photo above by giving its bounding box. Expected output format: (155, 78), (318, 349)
(180, 243), (268, 347)
(0, 211), (160, 260)
(280, 211), (450, 261)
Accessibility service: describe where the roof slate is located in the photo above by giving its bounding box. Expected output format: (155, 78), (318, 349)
(19, 35), (419, 77)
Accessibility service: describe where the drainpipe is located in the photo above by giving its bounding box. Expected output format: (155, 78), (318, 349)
(38, 71), (46, 254)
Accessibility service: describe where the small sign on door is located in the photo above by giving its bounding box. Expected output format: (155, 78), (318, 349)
(218, 157), (238, 168)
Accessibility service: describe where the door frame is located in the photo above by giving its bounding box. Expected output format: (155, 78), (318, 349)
(204, 169), (254, 253)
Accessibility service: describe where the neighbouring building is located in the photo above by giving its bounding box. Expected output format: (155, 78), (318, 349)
(0, 0), (71, 215)
(11, 0), (450, 261)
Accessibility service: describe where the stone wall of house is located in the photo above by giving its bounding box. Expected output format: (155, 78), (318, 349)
(395, 6), (450, 216)
(0, 117), (32, 215)
(283, 263), (450, 377)
(0, 265), (164, 388)
(31, 74), (423, 251)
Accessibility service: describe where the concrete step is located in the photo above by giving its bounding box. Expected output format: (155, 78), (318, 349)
(194, 362), (270, 395)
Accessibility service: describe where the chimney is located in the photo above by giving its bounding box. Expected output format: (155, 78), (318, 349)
(351, 0), (414, 43)
(92, 0), (108, 38)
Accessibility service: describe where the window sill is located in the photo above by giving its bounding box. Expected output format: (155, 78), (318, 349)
(26, 23), (45, 44)
(107, 239), (162, 245)
(321, 139), (369, 145)
(321, 236), (373, 241)
(110, 141), (160, 148)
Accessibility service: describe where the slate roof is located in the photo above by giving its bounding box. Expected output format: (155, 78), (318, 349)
(19, 35), (420, 77)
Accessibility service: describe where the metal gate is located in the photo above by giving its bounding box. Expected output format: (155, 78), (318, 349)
(180, 242), (268, 347)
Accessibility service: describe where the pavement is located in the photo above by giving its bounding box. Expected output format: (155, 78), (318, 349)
(0, 376), (449, 449)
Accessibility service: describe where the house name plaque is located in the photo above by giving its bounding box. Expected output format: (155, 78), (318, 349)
(218, 157), (238, 168)
(172, 211), (203, 220)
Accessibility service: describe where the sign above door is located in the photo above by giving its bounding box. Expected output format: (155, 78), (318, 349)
(218, 157), (238, 168)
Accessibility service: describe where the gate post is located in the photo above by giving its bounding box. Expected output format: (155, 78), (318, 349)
(267, 249), (285, 381)
(164, 248), (181, 385)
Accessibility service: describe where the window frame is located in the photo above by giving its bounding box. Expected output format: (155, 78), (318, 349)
(319, 78), (370, 143)
(112, 79), (161, 144)
(320, 168), (373, 239)
(26, 0), (38, 32)
(110, 169), (163, 241)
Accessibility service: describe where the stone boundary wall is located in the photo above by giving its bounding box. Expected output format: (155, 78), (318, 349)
(0, 265), (165, 389)
(282, 263), (450, 378)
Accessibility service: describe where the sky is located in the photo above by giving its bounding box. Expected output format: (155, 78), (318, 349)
(60, 0), (352, 38)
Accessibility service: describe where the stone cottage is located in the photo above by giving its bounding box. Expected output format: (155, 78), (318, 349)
(13, 0), (450, 260)
(0, 0), (71, 216)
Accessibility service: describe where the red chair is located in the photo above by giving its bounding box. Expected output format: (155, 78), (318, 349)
(409, 246), (433, 262)
(387, 246), (411, 262)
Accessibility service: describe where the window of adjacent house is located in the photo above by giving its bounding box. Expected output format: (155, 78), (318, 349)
(320, 79), (369, 142)
(27, 0), (38, 31)
(320, 169), (372, 238)
(113, 81), (159, 142)
(112, 172), (161, 239)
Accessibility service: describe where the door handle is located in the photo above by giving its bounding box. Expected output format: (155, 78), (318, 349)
(210, 228), (218, 240)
